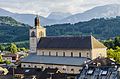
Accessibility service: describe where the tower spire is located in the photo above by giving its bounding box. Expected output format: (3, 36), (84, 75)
(35, 15), (40, 28)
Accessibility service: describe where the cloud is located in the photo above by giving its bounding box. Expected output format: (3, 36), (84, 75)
(0, 0), (120, 17)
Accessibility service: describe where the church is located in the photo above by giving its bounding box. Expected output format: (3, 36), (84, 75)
(21, 16), (107, 74)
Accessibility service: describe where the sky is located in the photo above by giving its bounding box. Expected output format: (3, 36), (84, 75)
(0, 0), (120, 17)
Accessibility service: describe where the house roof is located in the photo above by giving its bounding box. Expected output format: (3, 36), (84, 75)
(78, 57), (118, 79)
(8, 68), (42, 75)
(44, 68), (58, 74)
(37, 35), (106, 49)
(2, 53), (18, 57)
(21, 53), (90, 66)
(87, 57), (117, 67)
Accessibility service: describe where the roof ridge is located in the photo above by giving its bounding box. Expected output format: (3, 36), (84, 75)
(45, 35), (91, 38)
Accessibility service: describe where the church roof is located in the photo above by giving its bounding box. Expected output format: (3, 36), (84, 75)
(37, 35), (106, 49)
(21, 53), (90, 66)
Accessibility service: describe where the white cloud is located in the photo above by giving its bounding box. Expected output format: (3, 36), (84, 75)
(0, 0), (120, 17)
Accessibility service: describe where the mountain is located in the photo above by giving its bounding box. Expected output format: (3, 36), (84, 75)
(0, 8), (56, 26)
(62, 4), (120, 24)
(0, 4), (120, 26)
(47, 12), (72, 20)
(12, 14), (57, 26)
(0, 8), (13, 16)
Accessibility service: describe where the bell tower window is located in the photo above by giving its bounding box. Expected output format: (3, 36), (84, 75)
(31, 31), (35, 37)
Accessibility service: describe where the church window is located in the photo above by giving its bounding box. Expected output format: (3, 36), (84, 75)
(49, 51), (51, 56)
(48, 67), (50, 68)
(63, 68), (66, 70)
(28, 65), (31, 67)
(71, 52), (73, 57)
(34, 66), (37, 68)
(79, 52), (81, 57)
(87, 53), (89, 57)
(31, 31), (35, 37)
(41, 66), (43, 69)
(71, 69), (74, 71)
(42, 51), (44, 56)
(56, 52), (58, 56)
(63, 52), (65, 57)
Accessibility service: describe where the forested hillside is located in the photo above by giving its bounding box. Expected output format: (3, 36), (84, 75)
(1, 16), (120, 43)
(46, 16), (120, 39)
(0, 16), (29, 43)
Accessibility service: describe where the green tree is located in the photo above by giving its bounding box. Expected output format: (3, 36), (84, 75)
(114, 36), (120, 47)
(104, 39), (114, 49)
(0, 44), (5, 52)
(0, 54), (3, 63)
(9, 43), (18, 54)
(5, 60), (11, 65)
(20, 47), (27, 52)
(107, 46), (120, 64)
(107, 48), (114, 58)
(17, 48), (21, 52)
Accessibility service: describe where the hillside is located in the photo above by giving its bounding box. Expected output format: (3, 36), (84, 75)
(0, 16), (29, 43)
(0, 16), (28, 26)
(0, 16), (120, 43)
(46, 16), (120, 40)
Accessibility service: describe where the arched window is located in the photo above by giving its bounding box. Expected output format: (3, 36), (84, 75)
(79, 52), (81, 57)
(49, 51), (51, 56)
(63, 52), (65, 57)
(87, 53), (89, 57)
(28, 65), (31, 67)
(41, 66), (43, 69)
(34, 66), (37, 68)
(71, 69), (74, 71)
(42, 51), (44, 56)
(31, 31), (35, 37)
(56, 52), (58, 56)
(71, 52), (73, 57)
(23, 65), (25, 67)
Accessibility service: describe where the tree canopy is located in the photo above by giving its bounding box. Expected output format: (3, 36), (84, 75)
(0, 44), (5, 52)
(9, 43), (18, 54)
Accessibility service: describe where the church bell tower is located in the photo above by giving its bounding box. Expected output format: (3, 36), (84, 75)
(29, 15), (46, 53)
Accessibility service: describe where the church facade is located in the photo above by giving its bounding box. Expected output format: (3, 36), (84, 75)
(21, 16), (107, 74)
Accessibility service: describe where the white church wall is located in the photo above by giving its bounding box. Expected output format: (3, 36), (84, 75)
(91, 48), (107, 59)
(37, 49), (91, 58)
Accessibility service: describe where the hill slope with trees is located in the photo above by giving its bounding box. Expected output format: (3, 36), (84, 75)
(0, 16), (120, 43)
(0, 16), (29, 43)
(46, 16), (120, 39)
